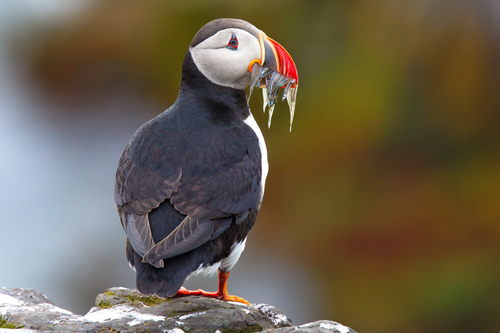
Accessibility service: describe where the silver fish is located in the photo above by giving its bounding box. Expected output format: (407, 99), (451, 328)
(248, 64), (298, 131)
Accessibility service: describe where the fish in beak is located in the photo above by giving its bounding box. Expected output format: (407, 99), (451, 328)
(248, 32), (299, 131)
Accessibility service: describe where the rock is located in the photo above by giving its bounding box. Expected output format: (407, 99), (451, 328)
(252, 304), (291, 328)
(0, 287), (356, 333)
(261, 320), (356, 333)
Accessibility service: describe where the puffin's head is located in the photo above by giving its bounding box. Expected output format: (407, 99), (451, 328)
(189, 18), (299, 130)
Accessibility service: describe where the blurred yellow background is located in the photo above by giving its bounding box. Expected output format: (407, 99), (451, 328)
(0, 1), (498, 332)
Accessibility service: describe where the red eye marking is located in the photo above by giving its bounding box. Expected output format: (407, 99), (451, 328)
(226, 33), (238, 50)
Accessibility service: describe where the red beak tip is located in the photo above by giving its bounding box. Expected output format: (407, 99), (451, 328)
(267, 38), (299, 83)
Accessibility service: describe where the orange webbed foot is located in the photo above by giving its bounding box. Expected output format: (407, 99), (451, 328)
(222, 294), (250, 305)
(174, 270), (250, 305)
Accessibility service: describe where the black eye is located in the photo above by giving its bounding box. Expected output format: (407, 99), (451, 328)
(226, 33), (238, 50)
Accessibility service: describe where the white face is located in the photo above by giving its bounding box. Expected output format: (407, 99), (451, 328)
(189, 28), (261, 90)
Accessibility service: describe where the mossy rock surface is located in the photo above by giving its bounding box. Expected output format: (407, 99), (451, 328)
(0, 287), (356, 333)
(95, 287), (172, 308)
(0, 314), (25, 328)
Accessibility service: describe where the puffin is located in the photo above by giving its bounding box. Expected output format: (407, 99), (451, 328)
(115, 18), (298, 305)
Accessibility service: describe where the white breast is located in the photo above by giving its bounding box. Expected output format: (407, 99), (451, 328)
(243, 112), (269, 199)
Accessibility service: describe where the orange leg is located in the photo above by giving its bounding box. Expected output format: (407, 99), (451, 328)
(175, 270), (250, 305)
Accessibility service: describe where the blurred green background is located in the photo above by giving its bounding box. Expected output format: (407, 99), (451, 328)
(0, 1), (498, 332)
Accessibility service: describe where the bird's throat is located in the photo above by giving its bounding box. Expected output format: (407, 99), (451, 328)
(179, 52), (250, 121)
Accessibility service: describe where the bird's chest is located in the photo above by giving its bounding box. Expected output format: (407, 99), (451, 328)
(243, 112), (269, 198)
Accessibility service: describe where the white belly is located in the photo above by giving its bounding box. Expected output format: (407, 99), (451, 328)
(188, 238), (247, 277)
(243, 112), (269, 199)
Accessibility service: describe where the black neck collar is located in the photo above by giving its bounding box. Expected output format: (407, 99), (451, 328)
(178, 52), (249, 120)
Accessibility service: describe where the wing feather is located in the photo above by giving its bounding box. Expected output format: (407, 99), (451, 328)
(142, 216), (233, 265)
(125, 213), (163, 267)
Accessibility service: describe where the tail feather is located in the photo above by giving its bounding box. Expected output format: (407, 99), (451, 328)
(123, 206), (259, 298)
(127, 240), (201, 297)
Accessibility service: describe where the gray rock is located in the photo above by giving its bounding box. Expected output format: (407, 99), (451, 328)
(253, 304), (292, 327)
(262, 320), (357, 333)
(0, 287), (356, 333)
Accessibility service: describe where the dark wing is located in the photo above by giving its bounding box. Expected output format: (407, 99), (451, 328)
(142, 215), (233, 264)
(171, 140), (262, 219)
(115, 115), (184, 217)
(115, 114), (262, 267)
(115, 127), (182, 267)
